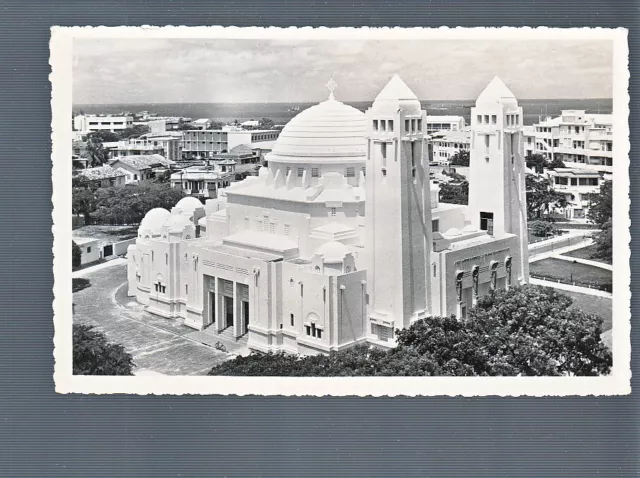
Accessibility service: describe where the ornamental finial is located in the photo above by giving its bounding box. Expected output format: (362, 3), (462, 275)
(326, 77), (337, 100)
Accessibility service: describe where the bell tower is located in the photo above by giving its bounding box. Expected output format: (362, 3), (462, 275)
(468, 76), (529, 280)
(365, 75), (433, 343)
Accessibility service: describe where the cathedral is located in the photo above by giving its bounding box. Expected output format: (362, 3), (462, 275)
(127, 75), (529, 355)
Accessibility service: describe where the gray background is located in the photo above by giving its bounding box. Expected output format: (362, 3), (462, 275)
(0, 0), (637, 476)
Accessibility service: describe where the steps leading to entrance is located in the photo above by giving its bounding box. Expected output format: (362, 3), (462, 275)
(217, 326), (249, 345)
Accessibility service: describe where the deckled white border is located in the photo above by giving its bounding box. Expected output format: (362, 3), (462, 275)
(52, 26), (631, 396)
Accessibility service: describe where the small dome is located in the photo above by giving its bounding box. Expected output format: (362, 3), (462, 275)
(140, 208), (171, 234)
(315, 240), (349, 262)
(444, 227), (462, 237)
(268, 98), (366, 163)
(163, 214), (192, 232)
(175, 196), (203, 212)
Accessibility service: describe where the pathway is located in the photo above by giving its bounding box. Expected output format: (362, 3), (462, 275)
(73, 260), (235, 375)
(529, 277), (612, 298)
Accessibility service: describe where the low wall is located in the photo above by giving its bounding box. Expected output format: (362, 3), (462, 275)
(113, 238), (137, 256)
(528, 233), (593, 258)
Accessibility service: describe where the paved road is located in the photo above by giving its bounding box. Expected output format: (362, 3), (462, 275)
(73, 261), (231, 376)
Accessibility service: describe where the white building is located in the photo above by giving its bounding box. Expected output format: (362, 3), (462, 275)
(127, 76), (529, 355)
(181, 128), (280, 160)
(425, 115), (466, 134)
(430, 128), (471, 164)
(109, 154), (175, 184)
(525, 110), (613, 173)
(73, 114), (133, 133)
(170, 162), (235, 200)
(545, 168), (603, 219)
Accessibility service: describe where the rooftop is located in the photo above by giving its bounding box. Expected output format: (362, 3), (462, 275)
(110, 154), (174, 170)
(77, 165), (125, 181)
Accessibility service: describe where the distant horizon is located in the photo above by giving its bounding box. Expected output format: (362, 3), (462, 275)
(73, 97), (614, 107)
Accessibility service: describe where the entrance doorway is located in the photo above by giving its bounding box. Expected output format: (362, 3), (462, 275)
(224, 296), (234, 328)
(242, 301), (249, 333)
(209, 291), (216, 325)
(103, 244), (113, 257)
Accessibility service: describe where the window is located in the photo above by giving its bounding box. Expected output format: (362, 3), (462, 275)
(185, 284), (188, 295)
(480, 212), (494, 235)
(165, 253), (168, 265)
(373, 120), (378, 131)
(484, 115), (489, 124)
(290, 313), (294, 326)
(244, 217), (249, 229)
(86, 246), (92, 253)
(134, 174), (138, 180)
(317, 329), (322, 339)
(286, 166), (291, 176)
(330, 207), (336, 217)
(284, 224), (290, 236)
(315, 266), (321, 273)
(381, 142), (387, 165)
(491, 115), (497, 125)
(380, 120), (386, 132)
(388, 120), (394, 132)
(382, 168), (387, 177)
(571, 178), (578, 186)
(297, 168), (304, 178)
(345, 167), (355, 177)
(311, 167), (319, 178)
(305, 325), (311, 336)
(361, 167), (366, 177)
(433, 263), (437, 277)
(515, 115), (519, 125)
(405, 119), (410, 132)
(417, 119), (422, 132)
(300, 283), (304, 297)
(477, 115), (482, 124)
(432, 219), (439, 232)
(269, 222), (276, 234)
(484, 135), (490, 148)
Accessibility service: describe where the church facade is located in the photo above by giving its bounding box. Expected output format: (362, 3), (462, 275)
(127, 75), (529, 355)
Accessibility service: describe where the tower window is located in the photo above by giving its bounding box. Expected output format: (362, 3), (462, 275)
(373, 120), (378, 131)
(485, 135), (490, 148)
(477, 115), (482, 124)
(388, 120), (394, 132)
(345, 167), (355, 177)
(290, 313), (294, 326)
(381, 120), (386, 132)
(484, 115), (489, 124)
(297, 167), (304, 178)
(432, 219), (440, 232)
(491, 115), (497, 125)
(311, 167), (319, 178)
(405, 119), (410, 132)
(480, 212), (494, 236)
(515, 115), (519, 125)
(411, 119), (416, 132)
(381, 142), (387, 165)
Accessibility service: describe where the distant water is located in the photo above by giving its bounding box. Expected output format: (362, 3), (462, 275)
(73, 98), (612, 127)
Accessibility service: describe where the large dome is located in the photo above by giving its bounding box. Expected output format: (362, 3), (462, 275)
(139, 208), (170, 235)
(268, 98), (366, 163)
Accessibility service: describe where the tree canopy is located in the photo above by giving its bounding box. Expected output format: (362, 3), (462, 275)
(210, 285), (611, 377)
(439, 181), (469, 205)
(449, 150), (470, 167)
(119, 124), (150, 140)
(587, 180), (612, 228)
(73, 324), (134, 375)
(72, 241), (82, 269)
(526, 174), (567, 220)
(258, 117), (275, 129)
(91, 181), (185, 225)
(525, 153), (565, 173)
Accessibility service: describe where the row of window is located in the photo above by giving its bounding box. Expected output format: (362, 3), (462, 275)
(554, 176), (599, 186)
(372, 118), (423, 134)
(284, 167), (364, 178)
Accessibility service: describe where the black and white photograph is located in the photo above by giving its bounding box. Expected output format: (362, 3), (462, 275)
(51, 27), (630, 395)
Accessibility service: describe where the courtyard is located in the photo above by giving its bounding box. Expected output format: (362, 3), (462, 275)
(72, 260), (248, 376)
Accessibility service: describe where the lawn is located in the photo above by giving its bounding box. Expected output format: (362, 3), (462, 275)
(529, 258), (612, 292)
(562, 245), (612, 265)
(561, 290), (612, 332)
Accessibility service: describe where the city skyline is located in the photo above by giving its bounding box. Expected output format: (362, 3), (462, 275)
(73, 38), (613, 105)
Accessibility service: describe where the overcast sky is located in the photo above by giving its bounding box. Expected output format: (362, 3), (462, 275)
(73, 38), (613, 104)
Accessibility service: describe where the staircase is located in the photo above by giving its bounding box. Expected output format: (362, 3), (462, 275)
(217, 326), (249, 347)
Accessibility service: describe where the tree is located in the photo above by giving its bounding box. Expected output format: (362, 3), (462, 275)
(439, 181), (469, 205)
(593, 219), (612, 262)
(176, 122), (194, 131)
(92, 181), (185, 225)
(587, 180), (612, 228)
(118, 124), (150, 140)
(72, 186), (98, 223)
(207, 121), (225, 130)
(525, 153), (548, 174)
(73, 324), (134, 375)
(258, 117), (275, 129)
(85, 134), (109, 166)
(528, 220), (555, 237)
(526, 174), (567, 219)
(449, 150), (470, 167)
(153, 170), (172, 184)
(72, 241), (82, 269)
(87, 130), (120, 143)
(210, 285), (611, 377)
(547, 157), (566, 169)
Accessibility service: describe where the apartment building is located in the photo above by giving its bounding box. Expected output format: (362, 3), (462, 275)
(430, 128), (471, 164)
(526, 110), (613, 173)
(545, 168), (603, 219)
(181, 128), (280, 160)
(73, 114), (133, 133)
(425, 115), (466, 134)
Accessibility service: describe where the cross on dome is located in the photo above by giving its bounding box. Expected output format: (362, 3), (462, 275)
(326, 77), (338, 100)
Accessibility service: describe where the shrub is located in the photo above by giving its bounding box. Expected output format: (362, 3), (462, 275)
(73, 324), (134, 375)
